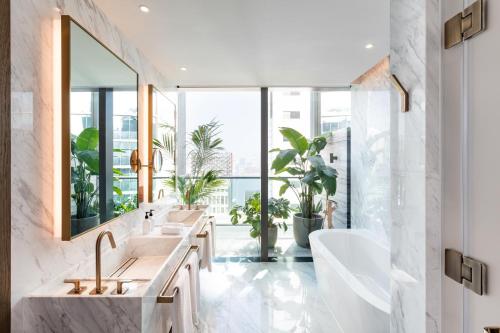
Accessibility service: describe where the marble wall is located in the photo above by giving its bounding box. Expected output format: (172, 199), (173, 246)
(351, 57), (391, 245)
(11, 0), (170, 331)
(389, 0), (441, 331)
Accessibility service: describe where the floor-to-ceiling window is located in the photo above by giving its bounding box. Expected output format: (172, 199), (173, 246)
(177, 87), (350, 260)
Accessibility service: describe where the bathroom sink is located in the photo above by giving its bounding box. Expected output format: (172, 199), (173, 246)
(166, 209), (204, 225)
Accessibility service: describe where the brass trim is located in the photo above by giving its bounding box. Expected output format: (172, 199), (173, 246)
(484, 328), (500, 333)
(64, 279), (87, 295)
(148, 85), (154, 202)
(196, 219), (212, 238)
(390, 74), (409, 112)
(108, 257), (138, 278)
(157, 245), (199, 303)
(60, 15), (140, 241)
(130, 149), (141, 173)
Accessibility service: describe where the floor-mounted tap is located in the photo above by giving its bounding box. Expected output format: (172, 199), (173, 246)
(91, 230), (117, 295)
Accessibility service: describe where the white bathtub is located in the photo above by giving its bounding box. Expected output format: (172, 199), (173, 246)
(310, 229), (390, 332)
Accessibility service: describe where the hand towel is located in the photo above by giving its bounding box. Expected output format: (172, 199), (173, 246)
(209, 219), (216, 254)
(200, 227), (212, 272)
(171, 268), (194, 333)
(186, 252), (200, 326)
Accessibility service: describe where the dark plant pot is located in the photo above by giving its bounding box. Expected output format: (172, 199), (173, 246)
(293, 213), (324, 248)
(71, 214), (99, 236)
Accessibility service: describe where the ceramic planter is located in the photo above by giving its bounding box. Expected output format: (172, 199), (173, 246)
(293, 213), (324, 248)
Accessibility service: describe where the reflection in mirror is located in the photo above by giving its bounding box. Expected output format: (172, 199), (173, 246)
(62, 16), (139, 239)
(149, 85), (176, 202)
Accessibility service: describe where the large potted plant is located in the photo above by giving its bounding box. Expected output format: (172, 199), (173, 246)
(229, 193), (291, 248)
(71, 127), (124, 235)
(270, 127), (337, 248)
(163, 120), (225, 207)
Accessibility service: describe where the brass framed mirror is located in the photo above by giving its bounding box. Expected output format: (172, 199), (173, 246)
(148, 85), (176, 202)
(61, 16), (139, 240)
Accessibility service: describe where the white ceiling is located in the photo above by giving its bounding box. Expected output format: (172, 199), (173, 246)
(93, 0), (389, 87)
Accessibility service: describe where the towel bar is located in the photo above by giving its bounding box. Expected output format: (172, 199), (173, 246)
(157, 245), (199, 303)
(196, 219), (213, 238)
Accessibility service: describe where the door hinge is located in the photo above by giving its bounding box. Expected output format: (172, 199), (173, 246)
(445, 249), (487, 295)
(444, 0), (485, 49)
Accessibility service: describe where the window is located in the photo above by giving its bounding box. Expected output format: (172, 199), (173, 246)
(283, 111), (301, 119)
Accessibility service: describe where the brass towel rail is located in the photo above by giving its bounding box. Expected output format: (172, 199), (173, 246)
(196, 217), (213, 238)
(157, 245), (199, 303)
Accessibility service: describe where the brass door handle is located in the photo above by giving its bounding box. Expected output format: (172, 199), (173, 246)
(64, 279), (86, 295)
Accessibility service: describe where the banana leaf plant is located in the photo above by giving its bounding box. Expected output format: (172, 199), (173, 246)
(71, 127), (124, 219)
(270, 127), (337, 219)
(229, 193), (291, 239)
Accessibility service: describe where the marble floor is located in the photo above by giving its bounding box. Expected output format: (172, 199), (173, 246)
(197, 261), (342, 333)
(215, 225), (312, 258)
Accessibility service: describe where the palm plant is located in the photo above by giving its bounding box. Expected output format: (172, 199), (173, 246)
(164, 120), (225, 205)
(153, 123), (176, 161)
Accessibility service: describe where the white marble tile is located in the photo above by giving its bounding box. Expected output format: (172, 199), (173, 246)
(11, 0), (170, 331)
(389, 0), (441, 331)
(197, 262), (341, 333)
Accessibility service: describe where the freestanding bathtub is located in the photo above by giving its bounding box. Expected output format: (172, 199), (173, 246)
(310, 229), (390, 332)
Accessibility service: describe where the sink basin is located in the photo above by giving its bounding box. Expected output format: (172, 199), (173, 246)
(166, 210), (204, 225)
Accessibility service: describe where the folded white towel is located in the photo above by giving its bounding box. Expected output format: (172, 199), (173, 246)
(200, 226), (213, 272)
(171, 268), (194, 333)
(161, 223), (184, 235)
(186, 252), (200, 326)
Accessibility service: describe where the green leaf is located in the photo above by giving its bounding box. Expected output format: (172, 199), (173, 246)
(76, 150), (99, 174)
(76, 127), (99, 151)
(113, 168), (124, 176)
(113, 148), (126, 153)
(319, 168), (337, 196)
(271, 149), (298, 172)
(321, 166), (338, 178)
(113, 186), (123, 196)
(269, 148), (281, 153)
(302, 171), (318, 185)
(286, 167), (304, 176)
(279, 183), (289, 196)
(310, 181), (323, 194)
(279, 127), (308, 155)
(308, 155), (325, 169)
(309, 136), (327, 154)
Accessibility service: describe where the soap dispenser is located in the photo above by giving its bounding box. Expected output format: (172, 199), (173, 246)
(142, 212), (151, 235)
(148, 209), (156, 227)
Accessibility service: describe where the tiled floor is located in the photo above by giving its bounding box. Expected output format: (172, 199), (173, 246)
(197, 261), (342, 333)
(215, 225), (312, 258)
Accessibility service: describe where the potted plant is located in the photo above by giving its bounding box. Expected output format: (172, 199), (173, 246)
(270, 127), (337, 248)
(163, 120), (225, 208)
(71, 127), (124, 235)
(229, 193), (291, 248)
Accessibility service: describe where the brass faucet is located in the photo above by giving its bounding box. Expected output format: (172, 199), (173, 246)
(91, 230), (117, 295)
(158, 188), (165, 200)
(186, 189), (191, 210)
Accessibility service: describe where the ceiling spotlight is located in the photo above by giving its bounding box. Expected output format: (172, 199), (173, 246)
(180, 67), (188, 71)
(139, 5), (150, 13)
(365, 43), (374, 49)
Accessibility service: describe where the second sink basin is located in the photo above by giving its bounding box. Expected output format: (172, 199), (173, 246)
(166, 210), (204, 225)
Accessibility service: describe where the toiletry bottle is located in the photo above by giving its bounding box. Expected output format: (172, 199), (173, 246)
(149, 209), (156, 227)
(142, 212), (151, 235)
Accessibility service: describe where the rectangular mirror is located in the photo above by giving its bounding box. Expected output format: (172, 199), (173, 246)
(148, 85), (176, 202)
(61, 16), (139, 240)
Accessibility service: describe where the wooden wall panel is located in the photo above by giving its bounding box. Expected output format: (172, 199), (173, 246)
(0, 0), (11, 330)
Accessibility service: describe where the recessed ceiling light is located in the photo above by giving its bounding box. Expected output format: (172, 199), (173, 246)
(180, 67), (188, 71)
(139, 5), (150, 13)
(365, 43), (374, 49)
